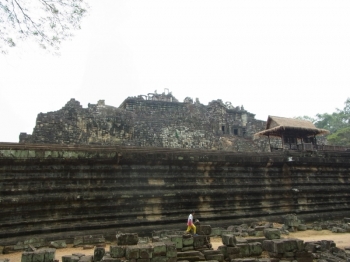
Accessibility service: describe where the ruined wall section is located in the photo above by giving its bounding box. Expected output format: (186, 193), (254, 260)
(21, 99), (136, 145)
(20, 96), (268, 152)
(120, 96), (266, 150)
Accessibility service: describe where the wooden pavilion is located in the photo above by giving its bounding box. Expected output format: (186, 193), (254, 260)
(254, 116), (330, 151)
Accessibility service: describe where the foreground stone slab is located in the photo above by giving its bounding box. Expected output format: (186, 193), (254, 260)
(222, 234), (237, 246)
(116, 233), (138, 246)
(264, 228), (281, 240)
(177, 251), (205, 262)
(109, 245), (125, 258)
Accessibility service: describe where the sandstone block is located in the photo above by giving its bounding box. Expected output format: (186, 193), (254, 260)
(177, 251), (205, 261)
(249, 242), (263, 256)
(21, 252), (34, 262)
(116, 233), (138, 246)
(137, 259), (150, 262)
(84, 235), (105, 245)
(165, 244), (177, 258)
(32, 249), (46, 262)
(110, 245), (125, 258)
(181, 246), (193, 252)
(150, 257), (168, 262)
(71, 256), (80, 262)
(168, 236), (183, 249)
(152, 243), (166, 256)
(73, 237), (84, 247)
(264, 228), (281, 240)
(101, 256), (122, 262)
(205, 254), (224, 262)
(222, 234), (236, 246)
(126, 246), (139, 259)
(231, 259), (257, 262)
(193, 235), (205, 249)
(236, 243), (250, 257)
(210, 227), (225, 236)
(94, 247), (105, 262)
(50, 240), (67, 249)
(198, 225), (211, 235)
(263, 240), (285, 253)
(138, 244), (153, 259)
(182, 238), (194, 247)
(62, 255), (77, 262)
(297, 224), (307, 231)
(79, 255), (93, 262)
(44, 248), (56, 262)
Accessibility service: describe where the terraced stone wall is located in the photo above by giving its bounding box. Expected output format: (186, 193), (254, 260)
(1, 143), (350, 245)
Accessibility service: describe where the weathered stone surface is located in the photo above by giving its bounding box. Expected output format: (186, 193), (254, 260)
(49, 240), (67, 249)
(44, 248), (56, 262)
(182, 238), (194, 247)
(222, 234), (236, 247)
(94, 247), (105, 262)
(84, 235), (105, 245)
(126, 246), (139, 259)
(116, 233), (138, 246)
(197, 225), (211, 235)
(152, 243), (166, 257)
(284, 214), (301, 227)
(193, 235), (206, 249)
(73, 237), (84, 247)
(150, 257), (168, 262)
(109, 246), (125, 258)
(138, 244), (153, 259)
(79, 255), (93, 262)
(165, 243), (177, 258)
(249, 242), (263, 256)
(177, 251), (205, 262)
(263, 239), (303, 254)
(1, 142), (350, 244)
(21, 252), (34, 262)
(264, 229), (281, 240)
(210, 228), (225, 236)
(101, 256), (121, 262)
(202, 250), (224, 262)
(168, 236), (183, 249)
(32, 249), (46, 262)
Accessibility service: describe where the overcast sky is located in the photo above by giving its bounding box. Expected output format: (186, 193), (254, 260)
(1, 1), (349, 143)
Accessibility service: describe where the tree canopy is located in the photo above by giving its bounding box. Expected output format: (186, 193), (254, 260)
(0, 0), (89, 54)
(299, 98), (350, 146)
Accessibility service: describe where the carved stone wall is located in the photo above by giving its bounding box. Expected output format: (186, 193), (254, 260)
(19, 94), (268, 152)
(1, 143), (350, 245)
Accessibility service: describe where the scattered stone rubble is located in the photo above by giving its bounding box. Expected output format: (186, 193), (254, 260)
(2, 216), (350, 262)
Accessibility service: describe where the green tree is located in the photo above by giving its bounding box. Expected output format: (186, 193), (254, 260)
(298, 98), (350, 146)
(315, 98), (350, 133)
(0, 0), (89, 54)
(311, 98), (350, 146)
(327, 127), (350, 146)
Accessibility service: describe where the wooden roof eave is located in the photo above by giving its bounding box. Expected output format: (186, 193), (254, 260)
(254, 126), (330, 138)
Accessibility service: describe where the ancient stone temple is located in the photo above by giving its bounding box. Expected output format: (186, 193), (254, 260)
(2, 91), (350, 247)
(19, 91), (268, 152)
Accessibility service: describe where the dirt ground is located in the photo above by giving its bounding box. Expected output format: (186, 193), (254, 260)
(1, 230), (350, 262)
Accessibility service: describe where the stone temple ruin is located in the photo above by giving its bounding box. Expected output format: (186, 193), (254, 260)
(1, 91), (350, 262)
(19, 90), (269, 152)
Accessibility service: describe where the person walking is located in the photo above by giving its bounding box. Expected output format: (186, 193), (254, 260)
(185, 211), (197, 235)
